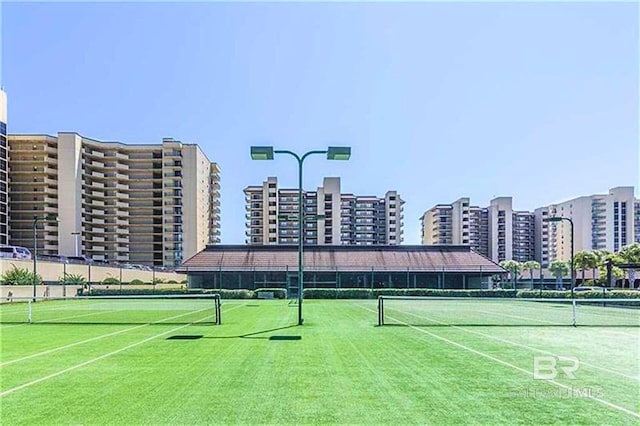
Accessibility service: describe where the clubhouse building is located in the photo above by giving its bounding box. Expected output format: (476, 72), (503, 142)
(178, 245), (505, 291)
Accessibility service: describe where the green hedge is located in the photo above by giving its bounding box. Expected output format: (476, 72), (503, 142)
(516, 289), (640, 299)
(303, 288), (518, 299)
(516, 290), (567, 299)
(85, 288), (218, 296)
(375, 289), (517, 298)
(606, 290), (640, 299)
(303, 289), (373, 299)
(254, 288), (287, 299)
(81, 287), (640, 300)
(217, 289), (254, 299)
(84, 288), (255, 299)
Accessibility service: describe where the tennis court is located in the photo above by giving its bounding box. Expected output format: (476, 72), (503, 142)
(1, 298), (638, 424)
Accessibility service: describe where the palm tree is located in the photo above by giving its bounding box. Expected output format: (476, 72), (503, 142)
(522, 260), (541, 289)
(595, 251), (624, 286)
(548, 260), (569, 290)
(499, 260), (521, 289)
(617, 243), (640, 288)
(573, 251), (598, 285)
(592, 250), (611, 284)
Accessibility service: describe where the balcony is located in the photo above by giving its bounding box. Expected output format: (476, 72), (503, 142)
(85, 149), (105, 159)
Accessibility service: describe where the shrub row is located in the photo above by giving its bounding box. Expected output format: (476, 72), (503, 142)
(80, 287), (640, 300)
(82, 288), (218, 296)
(302, 288), (518, 299)
(82, 288), (284, 299)
(516, 289), (640, 299)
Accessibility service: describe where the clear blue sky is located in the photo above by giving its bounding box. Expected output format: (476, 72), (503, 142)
(2, 2), (638, 244)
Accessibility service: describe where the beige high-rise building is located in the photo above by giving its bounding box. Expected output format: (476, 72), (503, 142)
(0, 89), (7, 245)
(420, 196), (534, 263)
(421, 199), (463, 245)
(244, 177), (403, 245)
(7, 132), (220, 266)
(537, 186), (638, 264)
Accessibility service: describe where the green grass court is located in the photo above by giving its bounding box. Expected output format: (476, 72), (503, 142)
(1, 298), (639, 424)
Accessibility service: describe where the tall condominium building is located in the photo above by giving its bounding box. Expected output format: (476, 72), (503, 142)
(420, 198), (463, 245)
(635, 200), (640, 244)
(537, 186), (637, 264)
(7, 132), (220, 266)
(244, 177), (403, 245)
(420, 196), (534, 263)
(0, 89), (7, 245)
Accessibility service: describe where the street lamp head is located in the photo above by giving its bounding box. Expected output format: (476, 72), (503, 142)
(250, 146), (274, 160)
(326, 146), (351, 161)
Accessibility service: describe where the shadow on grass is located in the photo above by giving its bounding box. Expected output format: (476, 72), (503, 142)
(167, 335), (203, 340)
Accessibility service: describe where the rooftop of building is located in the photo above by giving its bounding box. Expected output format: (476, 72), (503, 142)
(8, 132), (216, 164)
(178, 244), (505, 273)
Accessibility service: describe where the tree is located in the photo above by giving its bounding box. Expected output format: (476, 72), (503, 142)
(617, 243), (640, 288)
(522, 260), (541, 289)
(548, 260), (569, 290)
(499, 260), (521, 289)
(102, 277), (120, 286)
(591, 251), (623, 286)
(592, 250), (611, 283)
(1, 266), (42, 285)
(59, 274), (87, 285)
(573, 251), (598, 285)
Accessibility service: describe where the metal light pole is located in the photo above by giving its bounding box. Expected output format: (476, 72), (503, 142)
(33, 215), (58, 302)
(544, 216), (575, 296)
(251, 146), (351, 325)
(71, 231), (81, 256)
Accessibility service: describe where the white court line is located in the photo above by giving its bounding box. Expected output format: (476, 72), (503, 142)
(0, 307), (214, 367)
(385, 306), (639, 381)
(358, 303), (640, 420)
(0, 304), (243, 397)
(0, 321), (207, 397)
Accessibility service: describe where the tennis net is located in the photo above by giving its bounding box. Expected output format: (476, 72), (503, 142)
(377, 296), (640, 327)
(1, 294), (221, 325)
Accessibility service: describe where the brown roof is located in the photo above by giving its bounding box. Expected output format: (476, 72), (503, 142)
(178, 245), (505, 273)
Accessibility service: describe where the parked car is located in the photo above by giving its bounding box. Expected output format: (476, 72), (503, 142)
(573, 286), (606, 292)
(37, 254), (68, 263)
(50, 254), (69, 263)
(67, 255), (94, 264)
(0, 245), (33, 260)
